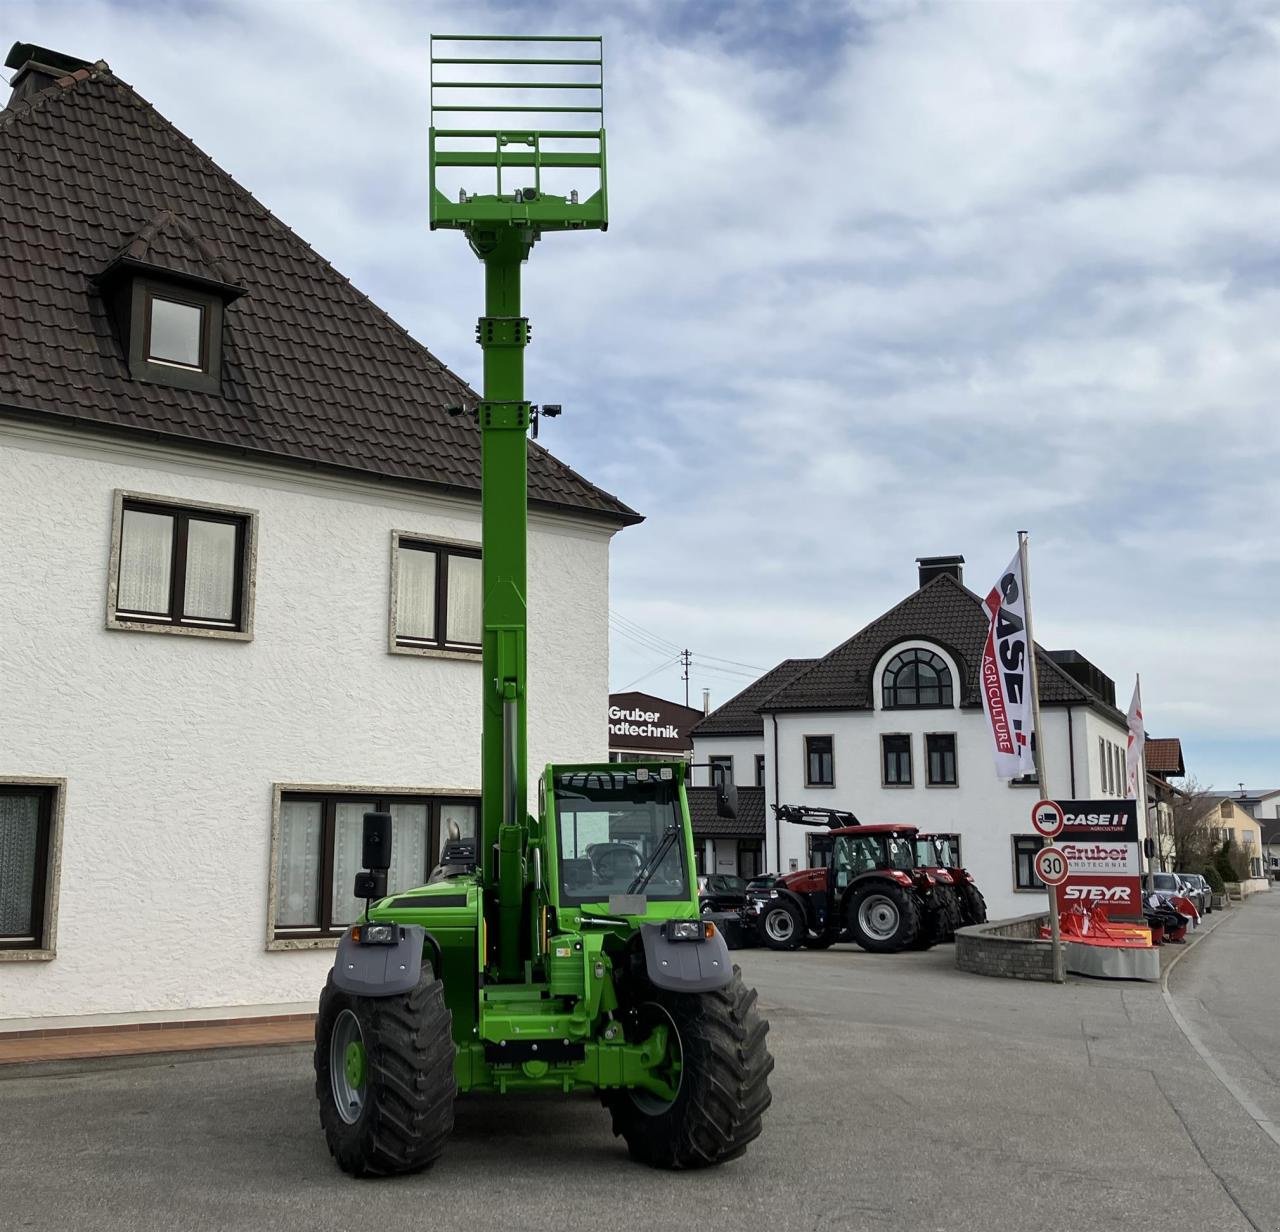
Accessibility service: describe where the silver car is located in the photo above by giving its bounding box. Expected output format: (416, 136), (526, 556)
(1179, 872), (1214, 914)
(1148, 871), (1208, 916)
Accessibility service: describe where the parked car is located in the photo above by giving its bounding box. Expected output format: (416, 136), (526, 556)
(697, 873), (748, 913)
(1147, 871), (1205, 920)
(1179, 872), (1214, 914)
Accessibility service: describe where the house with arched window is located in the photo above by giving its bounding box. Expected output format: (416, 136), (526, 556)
(692, 555), (1141, 918)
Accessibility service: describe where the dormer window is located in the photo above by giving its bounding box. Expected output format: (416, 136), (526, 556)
(94, 211), (243, 395)
(146, 292), (206, 370)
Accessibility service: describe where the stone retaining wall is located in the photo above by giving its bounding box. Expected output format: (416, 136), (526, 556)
(955, 912), (1054, 981)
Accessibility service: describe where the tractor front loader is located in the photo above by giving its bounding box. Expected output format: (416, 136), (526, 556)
(312, 35), (773, 1177)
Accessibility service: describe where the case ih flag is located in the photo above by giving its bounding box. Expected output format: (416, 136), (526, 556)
(1053, 799), (1143, 920)
(980, 550), (1037, 779)
(1125, 678), (1144, 798)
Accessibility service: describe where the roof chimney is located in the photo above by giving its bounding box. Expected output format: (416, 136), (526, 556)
(916, 555), (964, 589)
(702, 688), (711, 716)
(5, 42), (93, 109)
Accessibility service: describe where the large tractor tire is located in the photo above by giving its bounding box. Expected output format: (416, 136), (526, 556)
(314, 966), (456, 1177)
(759, 899), (804, 951)
(958, 883), (988, 925)
(846, 883), (922, 953)
(605, 970), (773, 1169)
(933, 886), (963, 940)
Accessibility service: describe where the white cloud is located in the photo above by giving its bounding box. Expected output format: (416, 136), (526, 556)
(9, 0), (1279, 785)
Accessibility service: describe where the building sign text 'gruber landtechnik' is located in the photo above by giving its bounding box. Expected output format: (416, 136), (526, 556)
(609, 706), (682, 740)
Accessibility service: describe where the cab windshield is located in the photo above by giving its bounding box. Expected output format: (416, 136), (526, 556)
(553, 770), (689, 905)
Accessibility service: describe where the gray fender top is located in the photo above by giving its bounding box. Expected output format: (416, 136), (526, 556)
(331, 924), (424, 997)
(639, 922), (734, 993)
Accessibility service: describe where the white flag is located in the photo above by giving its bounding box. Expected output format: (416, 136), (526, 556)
(980, 549), (1037, 779)
(1125, 677), (1144, 798)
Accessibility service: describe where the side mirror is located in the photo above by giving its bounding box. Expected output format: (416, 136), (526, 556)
(717, 781), (738, 820)
(363, 811), (393, 871)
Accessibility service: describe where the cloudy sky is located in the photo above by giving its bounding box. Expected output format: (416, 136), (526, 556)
(11, 0), (1279, 789)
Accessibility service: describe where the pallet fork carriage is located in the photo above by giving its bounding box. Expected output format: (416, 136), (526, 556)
(313, 35), (772, 1177)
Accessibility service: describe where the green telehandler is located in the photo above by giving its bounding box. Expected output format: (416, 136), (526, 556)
(313, 35), (773, 1176)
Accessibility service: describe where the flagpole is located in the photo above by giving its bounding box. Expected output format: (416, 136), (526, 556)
(1019, 530), (1064, 984)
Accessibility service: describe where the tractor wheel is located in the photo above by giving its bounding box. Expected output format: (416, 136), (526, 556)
(959, 884), (988, 925)
(314, 966), (455, 1177)
(760, 899), (804, 951)
(604, 969), (773, 1169)
(846, 884), (922, 953)
(802, 932), (836, 950)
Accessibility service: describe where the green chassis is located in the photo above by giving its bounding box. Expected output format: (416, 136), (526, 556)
(357, 760), (701, 1099)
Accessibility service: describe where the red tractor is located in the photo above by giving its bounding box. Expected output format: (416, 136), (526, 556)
(746, 807), (952, 953)
(916, 833), (987, 926)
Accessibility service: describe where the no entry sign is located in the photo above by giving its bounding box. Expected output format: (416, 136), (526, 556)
(1034, 846), (1070, 887)
(1031, 799), (1065, 840)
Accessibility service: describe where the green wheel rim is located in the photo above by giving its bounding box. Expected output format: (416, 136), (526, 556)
(330, 1008), (367, 1125)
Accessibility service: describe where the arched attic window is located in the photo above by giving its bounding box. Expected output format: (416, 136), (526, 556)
(881, 648), (953, 709)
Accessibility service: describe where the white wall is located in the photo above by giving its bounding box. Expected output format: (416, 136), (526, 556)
(0, 420), (614, 1023)
(764, 640), (1136, 919)
(688, 735), (765, 789)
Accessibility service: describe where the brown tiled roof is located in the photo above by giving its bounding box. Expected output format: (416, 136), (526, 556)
(687, 785), (765, 840)
(762, 573), (1124, 721)
(691, 659), (819, 737)
(1144, 738), (1185, 777)
(0, 59), (639, 525)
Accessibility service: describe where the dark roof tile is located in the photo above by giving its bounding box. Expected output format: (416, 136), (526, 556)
(0, 62), (639, 525)
(763, 573), (1125, 721)
(691, 659), (820, 737)
(687, 786), (765, 840)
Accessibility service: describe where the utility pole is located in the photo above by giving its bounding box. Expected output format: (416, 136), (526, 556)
(680, 648), (691, 707)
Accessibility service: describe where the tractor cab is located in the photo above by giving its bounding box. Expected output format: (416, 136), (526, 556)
(545, 765), (694, 913)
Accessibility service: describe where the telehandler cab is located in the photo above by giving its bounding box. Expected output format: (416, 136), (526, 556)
(313, 35), (772, 1177)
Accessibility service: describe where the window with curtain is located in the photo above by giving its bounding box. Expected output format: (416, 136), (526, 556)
(881, 648), (954, 709)
(1013, 835), (1047, 890)
(0, 786), (55, 949)
(394, 538), (482, 652)
(926, 733), (958, 786)
(273, 792), (478, 939)
(114, 496), (249, 632)
(881, 734), (912, 786)
(804, 736), (834, 786)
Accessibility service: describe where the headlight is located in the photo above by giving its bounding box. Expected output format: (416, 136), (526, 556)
(355, 924), (398, 946)
(665, 920), (713, 943)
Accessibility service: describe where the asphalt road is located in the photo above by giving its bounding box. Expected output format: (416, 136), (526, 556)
(4, 895), (1279, 1232)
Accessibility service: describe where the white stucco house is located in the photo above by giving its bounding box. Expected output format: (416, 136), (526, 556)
(0, 46), (638, 1030)
(692, 556), (1147, 919)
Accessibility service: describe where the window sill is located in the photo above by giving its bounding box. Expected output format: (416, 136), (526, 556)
(108, 617), (252, 642)
(1008, 781), (1041, 789)
(926, 782), (959, 789)
(0, 947), (56, 962)
(267, 935), (340, 952)
(389, 644), (483, 662)
(881, 783), (915, 789)
(1013, 887), (1047, 894)
(803, 783), (836, 790)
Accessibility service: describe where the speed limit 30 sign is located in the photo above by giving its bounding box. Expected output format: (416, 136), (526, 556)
(1033, 845), (1070, 887)
(1031, 798), (1065, 840)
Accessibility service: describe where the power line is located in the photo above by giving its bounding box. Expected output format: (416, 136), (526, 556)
(618, 654), (682, 692)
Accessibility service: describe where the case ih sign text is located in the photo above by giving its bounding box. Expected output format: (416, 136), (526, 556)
(979, 550), (1037, 779)
(1051, 799), (1142, 918)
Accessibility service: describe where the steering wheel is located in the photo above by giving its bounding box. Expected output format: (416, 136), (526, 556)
(596, 847), (643, 882)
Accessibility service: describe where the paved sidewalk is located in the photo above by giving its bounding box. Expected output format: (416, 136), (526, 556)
(0, 1015), (314, 1065)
